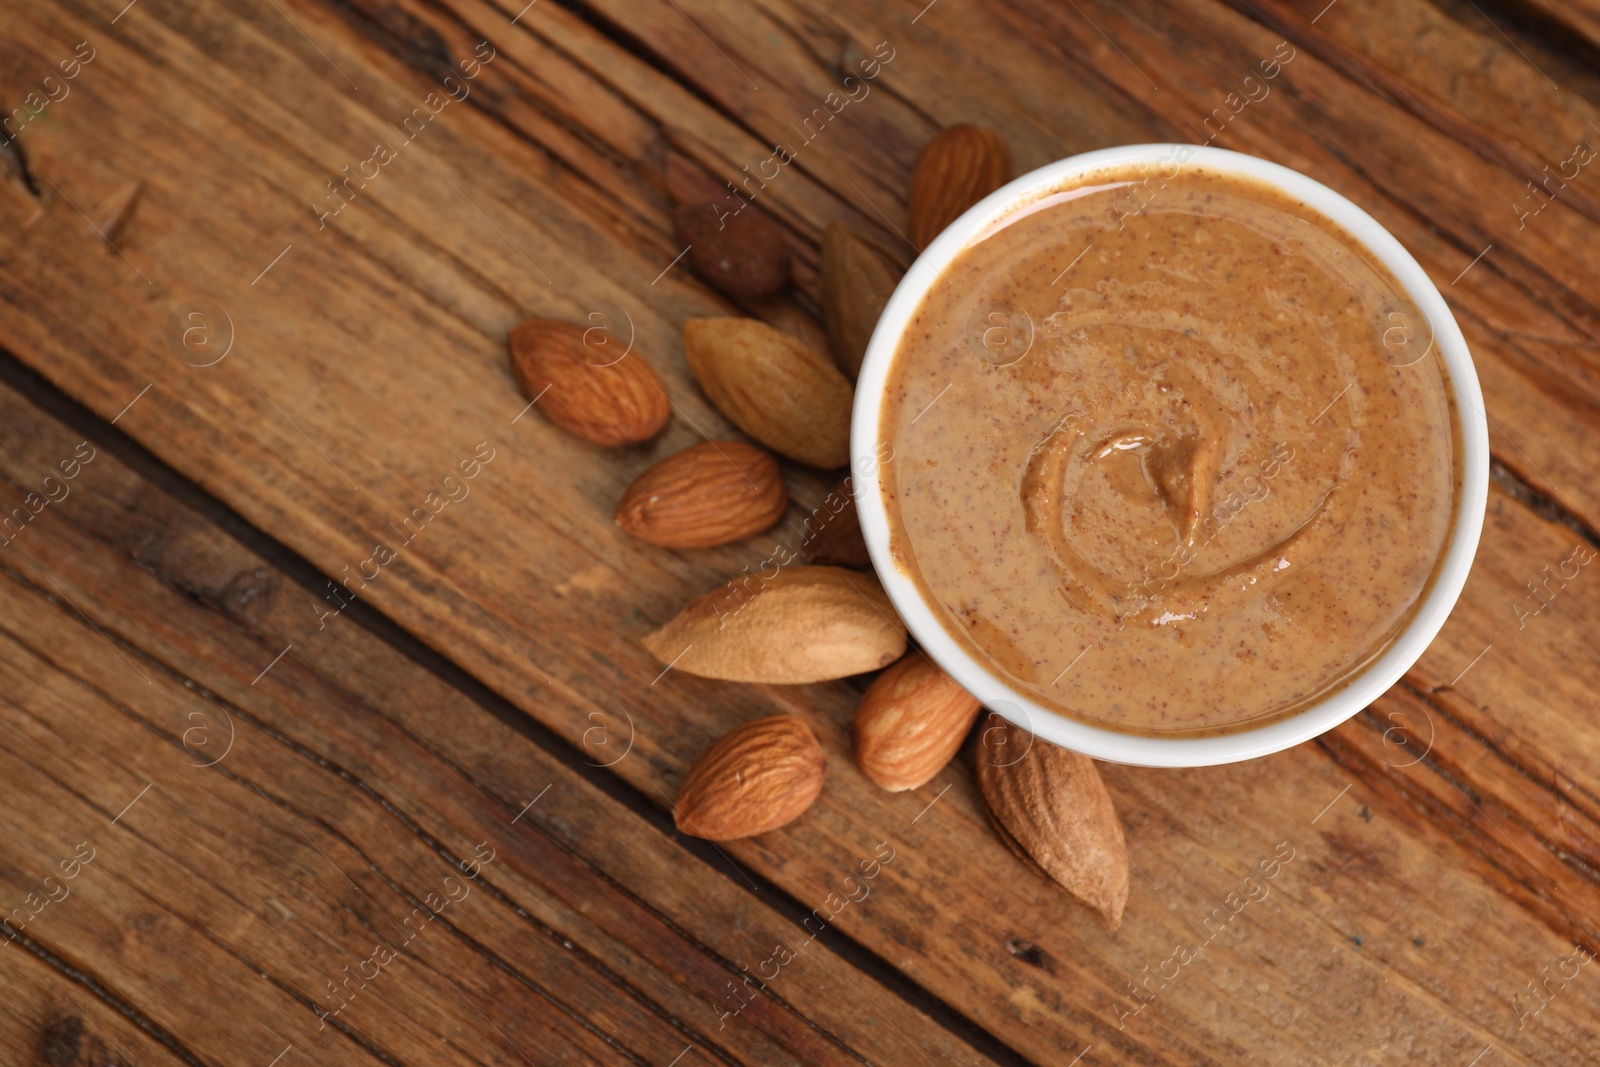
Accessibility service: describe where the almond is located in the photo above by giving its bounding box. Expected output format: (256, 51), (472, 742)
(822, 222), (902, 379)
(508, 319), (670, 447)
(801, 479), (870, 568)
(616, 441), (786, 549)
(975, 718), (1130, 928)
(852, 652), (981, 791)
(683, 318), (853, 469)
(756, 297), (832, 360)
(674, 715), (824, 840)
(674, 201), (790, 299)
(908, 125), (1012, 248)
(642, 565), (905, 684)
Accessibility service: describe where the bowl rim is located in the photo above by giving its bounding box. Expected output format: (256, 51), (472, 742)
(849, 143), (1490, 768)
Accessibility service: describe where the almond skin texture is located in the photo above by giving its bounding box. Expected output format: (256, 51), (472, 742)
(975, 719), (1130, 929)
(683, 318), (853, 469)
(674, 202), (790, 300)
(801, 478), (871, 568)
(674, 715), (825, 840)
(642, 565), (906, 684)
(822, 222), (902, 380)
(852, 653), (981, 791)
(908, 125), (1012, 248)
(508, 319), (670, 447)
(615, 441), (787, 549)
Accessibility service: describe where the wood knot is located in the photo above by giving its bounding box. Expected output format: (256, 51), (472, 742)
(217, 567), (276, 621)
(38, 1016), (125, 1067)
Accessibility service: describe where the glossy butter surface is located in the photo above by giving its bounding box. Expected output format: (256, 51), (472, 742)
(880, 167), (1458, 736)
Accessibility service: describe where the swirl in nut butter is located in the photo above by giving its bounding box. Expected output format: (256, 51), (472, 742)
(880, 166), (1459, 737)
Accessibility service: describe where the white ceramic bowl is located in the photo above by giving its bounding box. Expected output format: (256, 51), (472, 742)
(851, 144), (1489, 768)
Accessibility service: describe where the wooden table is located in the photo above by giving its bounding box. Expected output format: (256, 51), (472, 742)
(1, 0), (1597, 1062)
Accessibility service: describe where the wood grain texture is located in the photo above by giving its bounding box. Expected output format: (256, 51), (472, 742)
(0, 378), (996, 1065)
(1, 0), (1599, 1063)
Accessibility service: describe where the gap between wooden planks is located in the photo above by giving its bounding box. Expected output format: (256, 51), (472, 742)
(0, 371), (1004, 1066)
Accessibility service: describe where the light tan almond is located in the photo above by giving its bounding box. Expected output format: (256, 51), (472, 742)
(682, 318), (853, 469)
(908, 125), (1012, 248)
(852, 652), (981, 791)
(674, 715), (825, 841)
(509, 318), (670, 447)
(642, 565), (905, 684)
(822, 222), (902, 380)
(801, 478), (870, 568)
(975, 719), (1130, 928)
(615, 441), (787, 549)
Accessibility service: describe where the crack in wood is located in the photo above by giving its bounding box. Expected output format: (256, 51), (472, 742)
(0, 347), (1041, 1067)
(0, 134), (42, 201)
(0, 575), (717, 1067)
(1397, 679), (1600, 852)
(1323, 692), (1600, 952)
(1490, 459), (1600, 551)
(6, 928), (212, 1067)
(1221, 0), (1600, 236)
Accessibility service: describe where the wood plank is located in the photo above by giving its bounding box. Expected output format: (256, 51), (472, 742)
(0, 939), (192, 1067)
(0, 376), (994, 1066)
(937, 0), (1600, 531)
(1493, 0), (1600, 59)
(553, 0), (1600, 533)
(4, 0), (1600, 1063)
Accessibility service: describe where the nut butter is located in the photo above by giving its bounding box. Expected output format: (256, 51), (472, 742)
(880, 166), (1459, 736)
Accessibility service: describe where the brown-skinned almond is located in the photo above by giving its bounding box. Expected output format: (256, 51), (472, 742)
(683, 318), (853, 468)
(975, 719), (1130, 929)
(674, 201), (790, 300)
(615, 441), (786, 549)
(801, 478), (870, 568)
(822, 222), (902, 379)
(508, 318), (669, 447)
(908, 125), (1012, 248)
(642, 565), (905, 684)
(674, 715), (824, 841)
(852, 652), (981, 791)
